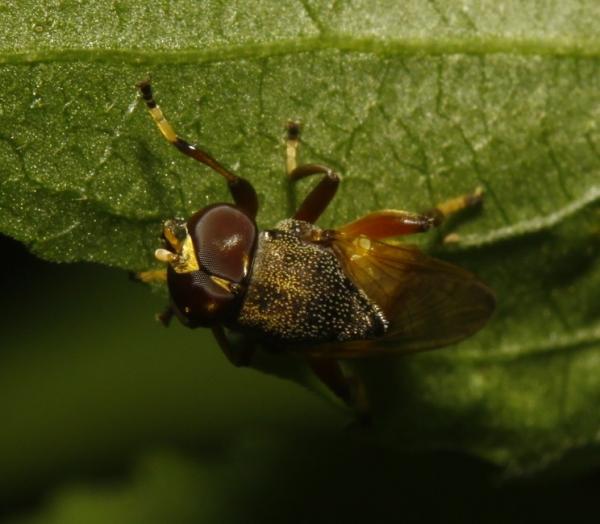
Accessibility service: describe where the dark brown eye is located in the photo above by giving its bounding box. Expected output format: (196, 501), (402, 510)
(188, 204), (257, 282)
(167, 267), (237, 327)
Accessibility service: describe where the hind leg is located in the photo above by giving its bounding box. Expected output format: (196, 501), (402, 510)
(307, 357), (370, 420)
(338, 188), (484, 239)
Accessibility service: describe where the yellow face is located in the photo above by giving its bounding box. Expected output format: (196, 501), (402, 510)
(155, 220), (199, 274)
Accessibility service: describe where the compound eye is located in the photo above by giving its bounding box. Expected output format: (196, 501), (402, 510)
(167, 268), (237, 327)
(188, 205), (257, 282)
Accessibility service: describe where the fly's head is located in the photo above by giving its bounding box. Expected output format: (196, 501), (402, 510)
(155, 204), (257, 327)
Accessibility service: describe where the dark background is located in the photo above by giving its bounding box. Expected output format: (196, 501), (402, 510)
(0, 232), (598, 523)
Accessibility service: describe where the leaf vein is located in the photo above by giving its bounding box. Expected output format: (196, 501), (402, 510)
(455, 185), (600, 248)
(2, 35), (600, 66)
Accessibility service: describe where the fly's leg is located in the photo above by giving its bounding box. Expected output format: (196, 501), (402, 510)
(138, 80), (258, 219)
(307, 357), (370, 420)
(307, 357), (351, 403)
(285, 121), (340, 224)
(156, 306), (174, 327)
(211, 325), (256, 367)
(338, 188), (484, 239)
(133, 269), (167, 283)
(285, 121), (301, 175)
(423, 188), (484, 227)
(285, 124), (364, 414)
(290, 164), (340, 224)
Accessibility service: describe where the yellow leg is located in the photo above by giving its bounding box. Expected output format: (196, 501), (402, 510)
(283, 121), (341, 223)
(138, 79), (237, 183)
(430, 187), (484, 223)
(135, 269), (167, 284)
(137, 79), (259, 218)
(285, 121), (301, 176)
(144, 99), (178, 144)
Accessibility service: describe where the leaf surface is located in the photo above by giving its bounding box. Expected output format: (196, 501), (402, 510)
(1, 0), (599, 475)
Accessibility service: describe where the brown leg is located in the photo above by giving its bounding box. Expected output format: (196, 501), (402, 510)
(307, 357), (370, 417)
(211, 325), (255, 367)
(138, 80), (258, 219)
(285, 121), (340, 224)
(338, 188), (484, 239)
(156, 306), (174, 327)
(339, 210), (438, 239)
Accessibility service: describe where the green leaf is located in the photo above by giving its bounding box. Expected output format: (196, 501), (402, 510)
(1, 0), (599, 478)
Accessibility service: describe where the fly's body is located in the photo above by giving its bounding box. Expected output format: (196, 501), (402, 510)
(136, 80), (495, 413)
(236, 219), (387, 345)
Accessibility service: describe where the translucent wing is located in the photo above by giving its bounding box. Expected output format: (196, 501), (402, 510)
(306, 234), (495, 358)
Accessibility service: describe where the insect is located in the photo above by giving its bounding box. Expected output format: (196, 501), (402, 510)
(137, 80), (495, 412)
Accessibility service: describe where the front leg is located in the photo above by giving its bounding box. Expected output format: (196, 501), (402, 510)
(138, 80), (258, 219)
(132, 269), (167, 283)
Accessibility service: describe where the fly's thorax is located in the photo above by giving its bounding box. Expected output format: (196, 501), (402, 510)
(235, 218), (388, 344)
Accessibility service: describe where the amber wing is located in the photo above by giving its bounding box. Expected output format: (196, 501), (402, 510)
(308, 234), (495, 358)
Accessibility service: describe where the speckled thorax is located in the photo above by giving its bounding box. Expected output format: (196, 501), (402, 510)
(235, 219), (388, 345)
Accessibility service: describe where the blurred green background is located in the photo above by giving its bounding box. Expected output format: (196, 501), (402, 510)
(1, 233), (598, 523)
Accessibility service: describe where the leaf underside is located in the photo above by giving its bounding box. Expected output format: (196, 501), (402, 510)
(1, 0), (599, 489)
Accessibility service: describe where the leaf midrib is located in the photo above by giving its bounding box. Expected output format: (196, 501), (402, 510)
(1, 35), (600, 66)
